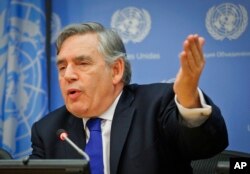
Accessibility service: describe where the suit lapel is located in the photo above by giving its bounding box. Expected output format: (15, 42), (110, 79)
(110, 87), (135, 174)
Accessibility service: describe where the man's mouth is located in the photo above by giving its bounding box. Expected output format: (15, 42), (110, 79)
(67, 89), (81, 100)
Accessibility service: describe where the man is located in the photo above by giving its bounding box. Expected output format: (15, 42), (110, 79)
(30, 22), (228, 174)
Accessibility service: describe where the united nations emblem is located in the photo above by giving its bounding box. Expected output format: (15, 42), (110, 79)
(0, 1), (48, 158)
(206, 3), (248, 40)
(111, 7), (151, 44)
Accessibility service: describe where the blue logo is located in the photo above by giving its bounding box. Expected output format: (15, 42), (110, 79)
(111, 7), (151, 44)
(206, 3), (248, 40)
(0, 1), (48, 158)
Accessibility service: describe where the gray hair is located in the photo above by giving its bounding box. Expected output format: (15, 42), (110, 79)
(56, 22), (131, 85)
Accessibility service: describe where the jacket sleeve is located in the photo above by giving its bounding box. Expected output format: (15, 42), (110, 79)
(160, 91), (228, 160)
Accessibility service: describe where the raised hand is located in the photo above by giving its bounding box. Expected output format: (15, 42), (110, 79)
(173, 34), (205, 108)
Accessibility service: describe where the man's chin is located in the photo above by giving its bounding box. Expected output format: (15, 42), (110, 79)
(66, 105), (87, 117)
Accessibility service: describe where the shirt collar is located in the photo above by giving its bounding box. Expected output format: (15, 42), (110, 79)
(82, 91), (123, 126)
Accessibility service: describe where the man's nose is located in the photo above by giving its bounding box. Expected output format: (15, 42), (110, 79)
(64, 65), (78, 81)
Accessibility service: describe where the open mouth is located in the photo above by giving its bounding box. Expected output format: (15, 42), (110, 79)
(67, 89), (81, 99)
(68, 90), (77, 95)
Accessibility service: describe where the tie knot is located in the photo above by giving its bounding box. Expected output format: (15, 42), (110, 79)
(86, 118), (102, 131)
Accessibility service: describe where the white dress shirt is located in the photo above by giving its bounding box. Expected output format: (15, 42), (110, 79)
(82, 92), (121, 174)
(82, 88), (211, 174)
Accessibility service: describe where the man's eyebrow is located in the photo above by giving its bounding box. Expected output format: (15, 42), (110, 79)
(75, 55), (92, 61)
(56, 59), (65, 66)
(56, 55), (92, 65)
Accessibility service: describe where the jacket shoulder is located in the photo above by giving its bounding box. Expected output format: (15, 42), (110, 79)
(126, 83), (174, 98)
(36, 106), (69, 125)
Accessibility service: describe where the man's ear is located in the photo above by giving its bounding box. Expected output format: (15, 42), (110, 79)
(111, 58), (124, 84)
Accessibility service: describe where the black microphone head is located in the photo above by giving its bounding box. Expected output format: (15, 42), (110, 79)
(56, 129), (66, 138)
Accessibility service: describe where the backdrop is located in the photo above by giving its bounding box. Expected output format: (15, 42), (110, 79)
(0, 0), (249, 159)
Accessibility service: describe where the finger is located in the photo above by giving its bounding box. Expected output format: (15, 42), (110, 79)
(179, 51), (192, 74)
(198, 36), (205, 48)
(187, 34), (201, 67)
(183, 39), (196, 73)
(195, 34), (205, 63)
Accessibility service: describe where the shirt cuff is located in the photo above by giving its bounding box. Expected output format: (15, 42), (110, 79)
(175, 88), (212, 127)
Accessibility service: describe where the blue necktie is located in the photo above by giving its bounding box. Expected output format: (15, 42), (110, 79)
(85, 118), (104, 174)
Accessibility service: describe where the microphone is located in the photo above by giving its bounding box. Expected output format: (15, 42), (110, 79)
(56, 129), (90, 161)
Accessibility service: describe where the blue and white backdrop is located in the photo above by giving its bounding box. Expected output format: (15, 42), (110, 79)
(0, 0), (249, 159)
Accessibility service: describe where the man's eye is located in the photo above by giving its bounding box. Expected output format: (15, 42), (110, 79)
(80, 61), (88, 65)
(58, 66), (66, 71)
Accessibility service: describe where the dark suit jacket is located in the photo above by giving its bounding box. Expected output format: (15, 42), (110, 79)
(30, 83), (228, 174)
